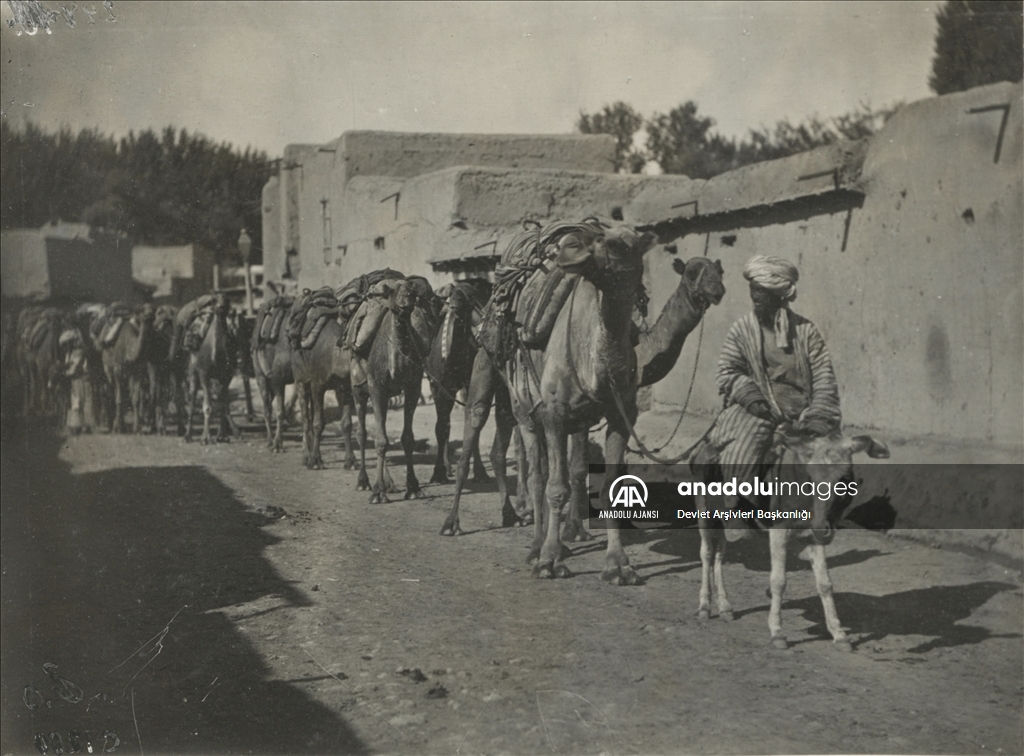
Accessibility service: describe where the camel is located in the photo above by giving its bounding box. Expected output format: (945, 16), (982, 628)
(426, 279), (493, 484)
(184, 303), (238, 444)
(693, 428), (890, 649)
(440, 254), (726, 541)
(101, 304), (155, 434)
(143, 305), (179, 435)
(350, 276), (438, 503)
(16, 307), (67, 420)
(252, 295), (296, 452)
(455, 220), (655, 582)
(288, 300), (357, 471)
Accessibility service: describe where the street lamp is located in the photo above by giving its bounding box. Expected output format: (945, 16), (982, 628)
(238, 227), (254, 315)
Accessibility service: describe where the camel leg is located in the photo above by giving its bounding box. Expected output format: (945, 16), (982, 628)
(336, 388), (356, 469)
(369, 386), (392, 503)
(562, 431), (594, 542)
(534, 414), (573, 579)
(274, 382), (288, 453)
(601, 419), (640, 586)
(492, 384), (527, 528)
(257, 374), (274, 448)
(430, 381), (454, 484)
(116, 376), (128, 434)
(354, 386), (371, 490)
(129, 375), (143, 434)
(243, 376), (255, 422)
(441, 350), (494, 536)
(200, 373), (213, 445)
(308, 382), (327, 469)
(768, 528), (790, 649)
(402, 383), (423, 499)
(184, 371), (198, 442)
(520, 427), (549, 565)
(802, 541), (852, 650)
(296, 381), (313, 466)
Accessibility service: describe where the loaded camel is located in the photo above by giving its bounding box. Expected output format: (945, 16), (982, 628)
(100, 304), (156, 434)
(349, 275), (439, 503)
(426, 279), (493, 485)
(440, 254), (726, 542)
(252, 294), (296, 452)
(182, 297), (239, 444)
(287, 288), (357, 470)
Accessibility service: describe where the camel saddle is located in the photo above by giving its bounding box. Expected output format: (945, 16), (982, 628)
(476, 219), (606, 362)
(345, 282), (390, 357)
(255, 295), (294, 347)
(184, 310), (213, 352)
(94, 303), (134, 348)
(288, 287), (342, 350)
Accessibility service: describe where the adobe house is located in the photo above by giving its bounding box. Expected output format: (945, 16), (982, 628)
(1, 221), (134, 304)
(263, 81), (1022, 446)
(131, 243), (216, 306)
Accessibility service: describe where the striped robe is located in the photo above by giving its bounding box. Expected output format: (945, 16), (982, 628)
(708, 310), (841, 483)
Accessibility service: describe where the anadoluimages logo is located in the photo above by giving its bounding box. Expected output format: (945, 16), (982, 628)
(608, 475), (648, 508)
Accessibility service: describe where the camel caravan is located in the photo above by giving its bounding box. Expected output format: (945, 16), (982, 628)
(4, 215), (890, 650)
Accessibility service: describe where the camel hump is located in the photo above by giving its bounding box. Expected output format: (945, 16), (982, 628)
(288, 287), (342, 350)
(256, 295), (294, 346)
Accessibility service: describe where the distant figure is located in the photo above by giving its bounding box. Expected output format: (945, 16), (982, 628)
(706, 255), (842, 536)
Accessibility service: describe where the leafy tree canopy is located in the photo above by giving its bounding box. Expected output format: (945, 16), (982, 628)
(1, 121), (273, 263)
(929, 0), (1023, 95)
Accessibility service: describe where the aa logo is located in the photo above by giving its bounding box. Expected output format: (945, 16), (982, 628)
(609, 475), (648, 508)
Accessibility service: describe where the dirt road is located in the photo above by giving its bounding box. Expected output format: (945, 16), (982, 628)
(2, 405), (1022, 755)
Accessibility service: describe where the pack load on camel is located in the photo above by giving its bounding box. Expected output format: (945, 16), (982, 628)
(183, 295), (230, 352)
(342, 269), (434, 358)
(475, 218), (649, 364)
(89, 303), (135, 349)
(254, 294), (295, 348)
(287, 287), (343, 350)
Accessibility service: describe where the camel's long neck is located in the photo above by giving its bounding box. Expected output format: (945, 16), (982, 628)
(127, 320), (147, 362)
(636, 279), (706, 388)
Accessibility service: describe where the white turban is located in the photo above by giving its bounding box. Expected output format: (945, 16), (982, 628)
(743, 256), (799, 348)
(742, 255), (799, 300)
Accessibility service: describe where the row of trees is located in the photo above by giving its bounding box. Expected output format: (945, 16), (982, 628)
(580, 0), (1022, 177)
(577, 100), (899, 178)
(0, 121), (273, 262)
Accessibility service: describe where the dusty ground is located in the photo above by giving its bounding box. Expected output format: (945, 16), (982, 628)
(2, 395), (1022, 756)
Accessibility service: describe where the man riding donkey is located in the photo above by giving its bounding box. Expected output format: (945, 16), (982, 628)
(704, 254), (842, 540)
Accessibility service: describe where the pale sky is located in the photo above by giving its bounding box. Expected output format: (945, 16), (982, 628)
(1, 1), (938, 157)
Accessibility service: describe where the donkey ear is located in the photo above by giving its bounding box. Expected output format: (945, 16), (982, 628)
(672, 257), (687, 275)
(843, 435), (891, 459)
(715, 259), (724, 273)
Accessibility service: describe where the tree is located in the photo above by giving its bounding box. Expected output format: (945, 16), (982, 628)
(2, 121), (273, 263)
(576, 102), (647, 173)
(644, 101), (738, 179)
(929, 0), (1023, 95)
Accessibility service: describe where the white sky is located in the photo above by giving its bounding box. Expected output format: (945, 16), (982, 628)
(1, 1), (939, 157)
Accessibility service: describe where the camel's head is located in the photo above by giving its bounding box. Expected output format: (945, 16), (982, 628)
(154, 305), (177, 334)
(136, 303), (156, 326)
(775, 429), (890, 545)
(388, 279), (420, 315)
(672, 257), (725, 308)
(556, 224), (656, 297)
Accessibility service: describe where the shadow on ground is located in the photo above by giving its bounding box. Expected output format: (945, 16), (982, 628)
(1, 423), (366, 755)
(769, 582), (1023, 651)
